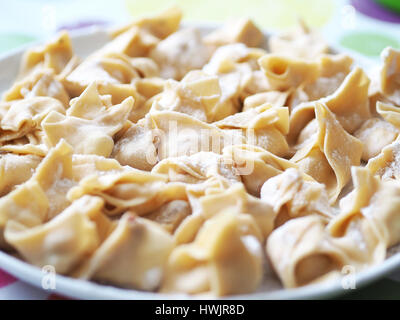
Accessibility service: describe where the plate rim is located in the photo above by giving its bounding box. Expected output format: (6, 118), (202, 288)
(2, 249), (400, 300)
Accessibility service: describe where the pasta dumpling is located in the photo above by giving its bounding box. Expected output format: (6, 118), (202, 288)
(261, 168), (334, 228)
(354, 117), (398, 162)
(5, 195), (108, 274)
(3, 68), (70, 107)
(110, 6), (182, 40)
(151, 70), (238, 122)
(0, 153), (42, 196)
(75, 212), (174, 291)
(268, 21), (329, 60)
(0, 97), (65, 143)
(195, 183), (275, 238)
(42, 84), (133, 157)
(67, 167), (186, 216)
(149, 28), (211, 80)
(291, 102), (363, 202)
(17, 31), (74, 80)
(203, 43), (268, 102)
(0, 140), (76, 246)
(223, 144), (297, 196)
(161, 211), (264, 296)
(259, 54), (319, 91)
(380, 47), (400, 106)
(268, 166), (400, 288)
(204, 18), (263, 48)
(267, 215), (345, 288)
(63, 53), (144, 97)
(215, 103), (289, 157)
(289, 67), (371, 144)
(152, 151), (240, 186)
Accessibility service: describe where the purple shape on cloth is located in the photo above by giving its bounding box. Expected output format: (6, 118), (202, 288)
(0, 269), (16, 287)
(57, 19), (110, 32)
(351, 0), (400, 23)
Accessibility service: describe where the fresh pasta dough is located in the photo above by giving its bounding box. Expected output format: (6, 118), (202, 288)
(151, 70), (238, 123)
(3, 68), (70, 108)
(17, 31), (74, 80)
(5, 195), (107, 274)
(1, 7), (400, 297)
(291, 102), (363, 202)
(204, 18), (263, 48)
(42, 83), (133, 157)
(380, 47), (400, 106)
(260, 168), (334, 227)
(214, 103), (289, 157)
(268, 21), (329, 60)
(161, 211), (264, 296)
(0, 96), (65, 143)
(75, 212), (174, 290)
(149, 28), (211, 80)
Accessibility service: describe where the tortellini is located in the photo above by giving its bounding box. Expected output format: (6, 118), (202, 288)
(161, 211), (264, 296)
(0, 140), (75, 246)
(380, 47), (400, 106)
(4, 195), (107, 274)
(259, 54), (320, 91)
(214, 103), (289, 157)
(75, 212), (174, 291)
(125, 110), (245, 164)
(110, 6), (182, 41)
(2, 7), (400, 297)
(354, 117), (398, 161)
(3, 68), (70, 107)
(149, 28), (211, 80)
(0, 153), (42, 196)
(0, 96), (65, 143)
(67, 168), (186, 216)
(151, 70), (238, 122)
(193, 183), (275, 239)
(152, 151), (240, 186)
(268, 166), (400, 288)
(204, 18), (263, 48)
(17, 31), (74, 80)
(261, 168), (333, 227)
(203, 43), (268, 101)
(289, 67), (371, 144)
(267, 215), (344, 288)
(268, 21), (329, 60)
(63, 53), (145, 97)
(291, 102), (363, 202)
(222, 144), (296, 196)
(42, 83), (133, 157)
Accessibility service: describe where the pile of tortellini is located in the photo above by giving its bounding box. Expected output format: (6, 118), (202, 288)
(1, 6), (400, 297)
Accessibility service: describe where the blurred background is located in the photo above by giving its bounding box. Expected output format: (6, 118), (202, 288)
(0, 0), (399, 59)
(0, 0), (400, 299)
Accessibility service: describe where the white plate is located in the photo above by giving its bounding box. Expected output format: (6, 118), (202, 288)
(0, 25), (399, 300)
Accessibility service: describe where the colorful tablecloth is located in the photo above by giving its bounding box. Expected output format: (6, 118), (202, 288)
(0, 269), (63, 299)
(0, 0), (400, 300)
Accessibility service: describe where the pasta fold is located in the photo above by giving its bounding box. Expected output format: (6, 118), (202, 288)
(380, 47), (400, 105)
(291, 102), (363, 202)
(17, 32), (74, 80)
(75, 212), (174, 291)
(5, 195), (108, 274)
(161, 211), (263, 296)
